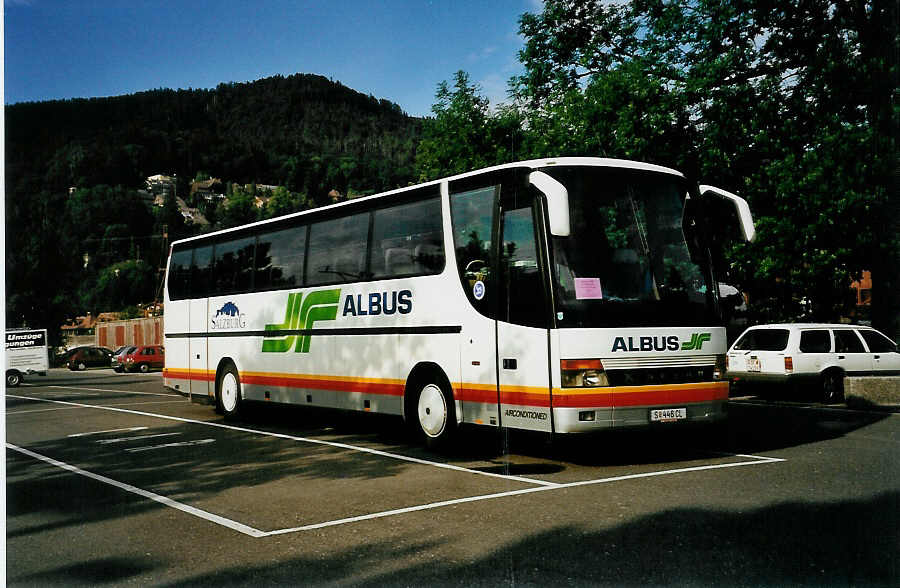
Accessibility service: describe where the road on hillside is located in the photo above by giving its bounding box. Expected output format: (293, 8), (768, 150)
(6, 369), (898, 586)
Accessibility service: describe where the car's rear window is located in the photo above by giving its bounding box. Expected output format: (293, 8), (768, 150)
(733, 329), (790, 351)
(799, 330), (831, 353)
(859, 330), (897, 353)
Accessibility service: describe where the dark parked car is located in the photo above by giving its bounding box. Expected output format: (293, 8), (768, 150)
(122, 345), (165, 373)
(66, 346), (114, 370)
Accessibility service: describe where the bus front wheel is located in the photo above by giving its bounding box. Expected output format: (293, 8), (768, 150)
(217, 363), (243, 420)
(412, 378), (456, 450)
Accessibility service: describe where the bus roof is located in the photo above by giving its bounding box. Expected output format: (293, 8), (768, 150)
(170, 157), (685, 247)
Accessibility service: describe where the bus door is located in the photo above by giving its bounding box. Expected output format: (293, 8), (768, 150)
(450, 183), (501, 428)
(495, 189), (553, 432)
(450, 177), (552, 432)
(189, 245), (213, 400)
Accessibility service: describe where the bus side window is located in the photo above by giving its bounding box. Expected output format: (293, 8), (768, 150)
(371, 196), (444, 279)
(256, 225), (306, 291)
(191, 245), (214, 299)
(450, 185), (498, 317)
(168, 247), (193, 300)
(307, 212), (369, 285)
(213, 235), (256, 295)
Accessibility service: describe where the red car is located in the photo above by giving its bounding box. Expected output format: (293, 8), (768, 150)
(122, 345), (165, 373)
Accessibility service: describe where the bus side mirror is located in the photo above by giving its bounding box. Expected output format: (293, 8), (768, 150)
(529, 171), (570, 237)
(698, 185), (756, 242)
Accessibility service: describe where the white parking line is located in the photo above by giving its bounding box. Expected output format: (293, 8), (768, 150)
(6, 393), (559, 487)
(7, 441), (784, 538)
(26, 384), (181, 398)
(7, 400), (188, 415)
(264, 455), (785, 535)
(7, 443), (266, 538)
(97, 432), (181, 445)
(69, 427), (149, 437)
(126, 439), (215, 453)
(6, 392), (787, 537)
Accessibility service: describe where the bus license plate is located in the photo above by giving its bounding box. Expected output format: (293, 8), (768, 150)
(650, 408), (686, 422)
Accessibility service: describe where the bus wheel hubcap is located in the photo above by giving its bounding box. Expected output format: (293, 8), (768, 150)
(417, 384), (446, 438)
(221, 372), (238, 412)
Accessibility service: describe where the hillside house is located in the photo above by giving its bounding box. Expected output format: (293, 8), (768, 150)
(146, 174), (176, 197)
(191, 178), (225, 202)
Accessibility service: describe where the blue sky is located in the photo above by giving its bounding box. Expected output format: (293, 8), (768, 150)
(5, 0), (541, 117)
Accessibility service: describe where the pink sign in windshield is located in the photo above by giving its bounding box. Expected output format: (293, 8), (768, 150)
(574, 278), (603, 300)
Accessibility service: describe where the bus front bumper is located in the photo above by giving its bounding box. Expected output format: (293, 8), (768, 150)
(551, 381), (729, 433)
(553, 401), (726, 433)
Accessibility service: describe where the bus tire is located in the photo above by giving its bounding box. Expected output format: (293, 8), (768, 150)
(217, 362), (243, 420)
(410, 376), (456, 450)
(7, 370), (22, 387)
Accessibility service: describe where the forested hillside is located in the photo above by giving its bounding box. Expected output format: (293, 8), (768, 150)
(6, 73), (422, 337)
(7, 73), (420, 198)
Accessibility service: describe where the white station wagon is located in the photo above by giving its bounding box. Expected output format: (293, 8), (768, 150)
(726, 324), (900, 402)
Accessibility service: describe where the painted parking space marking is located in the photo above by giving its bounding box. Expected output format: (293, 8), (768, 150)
(24, 383), (179, 398)
(8, 440), (783, 538)
(265, 453), (785, 535)
(8, 400), (188, 416)
(125, 438), (215, 453)
(69, 427), (149, 437)
(96, 432), (181, 445)
(7, 443), (266, 538)
(6, 392), (559, 487)
(7, 392), (786, 537)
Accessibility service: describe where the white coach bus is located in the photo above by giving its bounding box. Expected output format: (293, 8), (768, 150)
(164, 158), (755, 446)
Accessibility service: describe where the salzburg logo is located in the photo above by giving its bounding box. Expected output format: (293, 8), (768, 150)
(211, 302), (247, 330)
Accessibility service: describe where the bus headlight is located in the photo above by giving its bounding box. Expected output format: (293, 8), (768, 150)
(561, 359), (610, 388)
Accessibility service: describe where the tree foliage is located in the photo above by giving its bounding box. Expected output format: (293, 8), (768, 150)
(418, 0), (898, 335)
(415, 71), (524, 181)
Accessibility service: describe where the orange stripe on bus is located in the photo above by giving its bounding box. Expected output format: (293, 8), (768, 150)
(164, 367), (726, 408)
(241, 373), (405, 396)
(552, 382), (728, 408)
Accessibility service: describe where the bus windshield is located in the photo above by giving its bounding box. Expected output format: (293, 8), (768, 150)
(543, 166), (716, 328)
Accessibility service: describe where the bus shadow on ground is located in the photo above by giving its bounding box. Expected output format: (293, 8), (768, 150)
(228, 397), (890, 470)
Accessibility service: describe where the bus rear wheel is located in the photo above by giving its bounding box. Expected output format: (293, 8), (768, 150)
(7, 371), (22, 387)
(217, 363), (243, 420)
(412, 379), (456, 450)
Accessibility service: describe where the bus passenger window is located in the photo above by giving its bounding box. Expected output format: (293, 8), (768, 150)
(307, 213), (369, 285)
(256, 225), (306, 291)
(168, 247), (192, 300)
(371, 197), (444, 279)
(191, 245), (214, 299)
(213, 236), (256, 294)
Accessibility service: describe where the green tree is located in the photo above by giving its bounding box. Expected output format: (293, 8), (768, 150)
(218, 186), (259, 229)
(85, 260), (157, 312)
(511, 0), (897, 332)
(265, 186), (308, 218)
(415, 71), (523, 181)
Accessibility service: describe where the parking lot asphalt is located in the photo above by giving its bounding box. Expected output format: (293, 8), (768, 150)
(6, 369), (899, 586)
